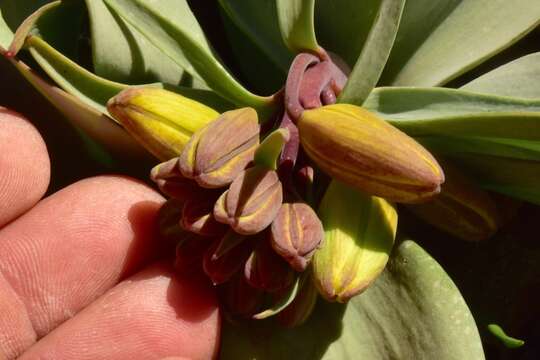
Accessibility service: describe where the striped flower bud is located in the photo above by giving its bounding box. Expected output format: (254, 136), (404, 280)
(313, 180), (397, 303)
(298, 104), (445, 203)
(203, 233), (252, 285)
(181, 198), (227, 237)
(407, 163), (499, 241)
(107, 87), (218, 160)
(150, 158), (201, 200)
(179, 107), (260, 188)
(244, 235), (295, 292)
(214, 167), (283, 235)
(270, 202), (324, 271)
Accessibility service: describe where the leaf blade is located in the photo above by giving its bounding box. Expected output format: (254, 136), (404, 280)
(276, 0), (319, 53)
(338, 0), (405, 105)
(104, 0), (275, 113)
(381, 0), (540, 86)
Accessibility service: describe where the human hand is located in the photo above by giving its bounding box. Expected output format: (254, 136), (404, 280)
(0, 108), (220, 360)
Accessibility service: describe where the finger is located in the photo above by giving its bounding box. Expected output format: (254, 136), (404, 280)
(0, 175), (166, 343)
(19, 262), (220, 360)
(0, 108), (50, 227)
(0, 271), (36, 359)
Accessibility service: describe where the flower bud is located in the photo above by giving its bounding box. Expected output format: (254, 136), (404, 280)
(244, 235), (295, 292)
(213, 167), (283, 235)
(221, 274), (264, 318)
(107, 87), (218, 160)
(181, 198), (227, 237)
(150, 158), (201, 200)
(298, 104), (445, 203)
(270, 202), (324, 271)
(203, 233), (252, 285)
(179, 107), (260, 188)
(278, 276), (318, 327)
(407, 163), (499, 241)
(313, 180), (397, 303)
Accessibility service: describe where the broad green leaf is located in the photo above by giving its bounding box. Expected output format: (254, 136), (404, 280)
(254, 128), (289, 170)
(6, 56), (149, 161)
(104, 0), (275, 114)
(85, 0), (189, 85)
(218, 0), (292, 72)
(338, 0), (405, 105)
(221, 239), (484, 359)
(276, 0), (319, 53)
(461, 52), (540, 99)
(364, 87), (540, 140)
(381, 0), (540, 86)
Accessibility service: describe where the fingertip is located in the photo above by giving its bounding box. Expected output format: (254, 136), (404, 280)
(0, 108), (50, 227)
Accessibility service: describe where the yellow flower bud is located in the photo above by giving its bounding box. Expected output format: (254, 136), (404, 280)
(107, 87), (218, 160)
(313, 180), (397, 303)
(298, 104), (445, 203)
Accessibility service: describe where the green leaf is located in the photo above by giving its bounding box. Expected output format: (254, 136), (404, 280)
(315, 0), (378, 68)
(104, 0), (275, 114)
(364, 87), (540, 139)
(253, 277), (300, 320)
(26, 35), (125, 114)
(221, 239), (484, 359)
(218, 0), (292, 72)
(24, 33), (232, 115)
(364, 87), (540, 203)
(5, 1), (59, 55)
(0, 8), (14, 49)
(487, 324), (525, 349)
(381, 0), (540, 86)
(0, 0), (51, 33)
(461, 52), (540, 99)
(276, 0), (319, 53)
(338, 0), (405, 105)
(254, 128), (289, 170)
(6, 56), (149, 161)
(85, 0), (189, 85)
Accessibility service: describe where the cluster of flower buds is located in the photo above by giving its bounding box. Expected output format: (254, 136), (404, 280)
(148, 107), (325, 325)
(108, 48), (447, 326)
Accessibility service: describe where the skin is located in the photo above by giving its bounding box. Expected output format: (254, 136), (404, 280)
(0, 108), (220, 360)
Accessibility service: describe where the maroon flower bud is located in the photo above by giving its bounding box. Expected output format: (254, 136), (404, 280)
(179, 108), (260, 188)
(181, 198), (227, 237)
(203, 233), (253, 285)
(244, 235), (295, 292)
(221, 274), (265, 318)
(151, 158), (201, 200)
(270, 202), (324, 271)
(214, 167), (283, 235)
